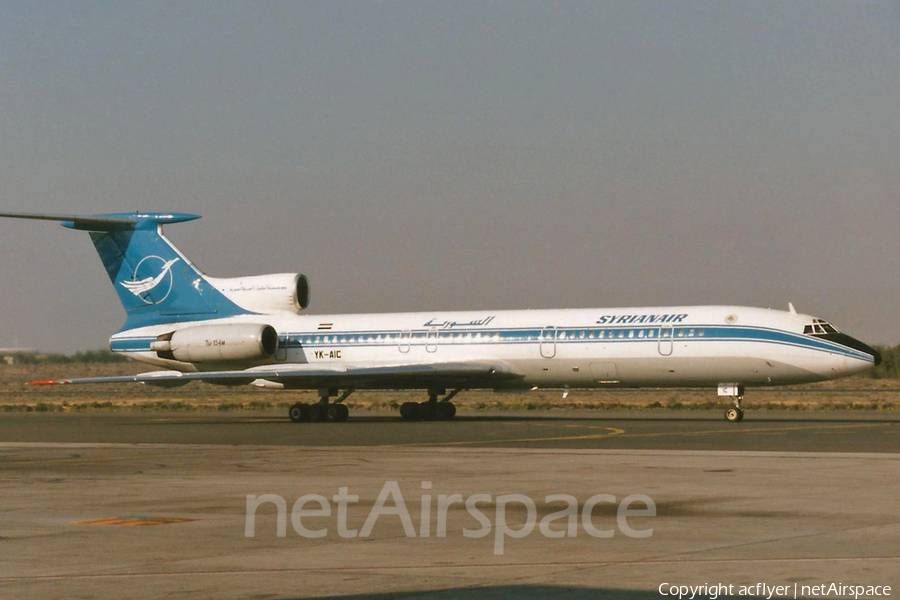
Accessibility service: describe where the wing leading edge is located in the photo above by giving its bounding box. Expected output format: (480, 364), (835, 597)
(29, 361), (524, 390)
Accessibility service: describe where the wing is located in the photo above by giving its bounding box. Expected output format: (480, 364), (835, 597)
(29, 361), (524, 390)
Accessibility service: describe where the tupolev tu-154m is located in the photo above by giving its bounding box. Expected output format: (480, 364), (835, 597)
(0, 211), (881, 423)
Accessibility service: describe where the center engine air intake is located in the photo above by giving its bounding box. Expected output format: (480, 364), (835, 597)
(151, 324), (278, 363)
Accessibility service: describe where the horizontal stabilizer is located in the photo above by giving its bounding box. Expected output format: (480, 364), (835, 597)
(0, 211), (200, 231)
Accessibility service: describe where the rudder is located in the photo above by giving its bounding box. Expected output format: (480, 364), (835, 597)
(0, 211), (251, 330)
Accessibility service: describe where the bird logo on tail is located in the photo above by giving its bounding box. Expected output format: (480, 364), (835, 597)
(120, 257), (180, 305)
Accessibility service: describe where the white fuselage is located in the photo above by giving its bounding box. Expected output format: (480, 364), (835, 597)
(111, 305), (876, 390)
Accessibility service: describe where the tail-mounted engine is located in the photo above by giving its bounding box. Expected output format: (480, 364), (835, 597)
(151, 323), (278, 363)
(207, 273), (310, 315)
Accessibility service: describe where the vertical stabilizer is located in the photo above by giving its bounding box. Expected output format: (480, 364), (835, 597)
(0, 212), (251, 330)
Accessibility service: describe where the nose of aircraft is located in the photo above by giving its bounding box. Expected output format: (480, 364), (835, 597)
(871, 346), (883, 366)
(825, 333), (882, 366)
(870, 345), (883, 366)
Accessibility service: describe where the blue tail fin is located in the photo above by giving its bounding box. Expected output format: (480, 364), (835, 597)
(0, 211), (251, 330)
(83, 213), (253, 329)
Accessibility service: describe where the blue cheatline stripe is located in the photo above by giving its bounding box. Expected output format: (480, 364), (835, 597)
(700, 326), (872, 360)
(110, 324), (874, 362)
(110, 337), (157, 352)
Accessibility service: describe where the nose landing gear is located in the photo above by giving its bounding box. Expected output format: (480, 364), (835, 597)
(724, 405), (744, 422)
(719, 384), (745, 422)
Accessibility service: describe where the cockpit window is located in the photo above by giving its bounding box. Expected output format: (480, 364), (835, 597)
(805, 319), (840, 335)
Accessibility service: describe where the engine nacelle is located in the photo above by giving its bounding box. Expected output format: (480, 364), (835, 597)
(208, 273), (310, 314)
(152, 324), (278, 363)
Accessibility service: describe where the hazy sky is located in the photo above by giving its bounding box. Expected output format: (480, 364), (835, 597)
(2, 1), (899, 353)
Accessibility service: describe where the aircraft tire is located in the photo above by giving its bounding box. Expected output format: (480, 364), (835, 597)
(400, 402), (418, 421)
(724, 407), (744, 423)
(328, 404), (350, 422)
(309, 404), (327, 422)
(289, 403), (308, 423)
(418, 402), (437, 420)
(436, 402), (456, 420)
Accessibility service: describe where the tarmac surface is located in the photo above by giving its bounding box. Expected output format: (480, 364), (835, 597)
(0, 410), (898, 452)
(1, 410), (898, 599)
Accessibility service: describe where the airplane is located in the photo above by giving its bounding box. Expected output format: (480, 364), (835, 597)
(0, 211), (881, 423)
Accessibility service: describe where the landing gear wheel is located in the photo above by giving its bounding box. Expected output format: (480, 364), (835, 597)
(418, 402), (437, 421)
(724, 407), (744, 423)
(328, 404), (350, 422)
(436, 402), (457, 420)
(289, 403), (308, 423)
(400, 402), (419, 421)
(309, 404), (327, 422)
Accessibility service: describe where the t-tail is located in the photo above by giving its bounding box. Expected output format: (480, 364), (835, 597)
(0, 212), (310, 331)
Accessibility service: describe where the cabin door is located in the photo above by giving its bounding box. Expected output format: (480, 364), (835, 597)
(658, 326), (674, 356)
(540, 326), (557, 358)
(399, 330), (411, 353)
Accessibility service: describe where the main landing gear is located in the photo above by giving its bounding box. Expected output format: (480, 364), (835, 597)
(719, 383), (745, 423)
(400, 388), (463, 421)
(289, 388), (354, 423)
